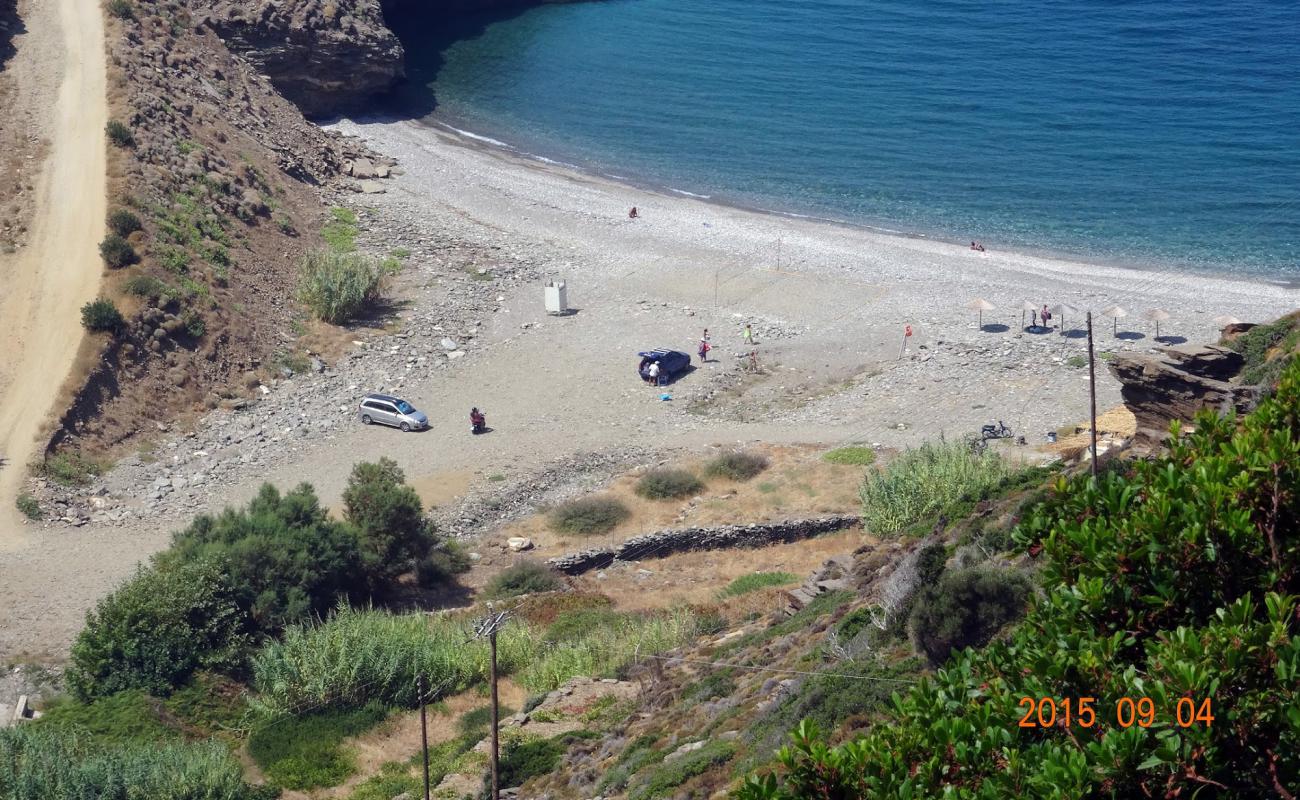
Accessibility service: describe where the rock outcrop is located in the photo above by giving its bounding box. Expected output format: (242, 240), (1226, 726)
(1108, 343), (1256, 451)
(193, 0), (404, 117)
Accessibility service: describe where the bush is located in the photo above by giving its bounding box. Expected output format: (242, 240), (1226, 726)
(106, 0), (135, 19)
(417, 540), (472, 587)
(629, 740), (735, 800)
(0, 725), (271, 800)
(342, 458), (435, 589)
(738, 359), (1300, 798)
(858, 440), (1025, 536)
(166, 483), (364, 632)
(107, 209), (142, 237)
(123, 274), (171, 303)
(1227, 314), (1300, 386)
(37, 690), (176, 746)
(548, 495), (630, 535)
(79, 298), (124, 333)
(704, 451), (769, 480)
(822, 446), (876, 466)
(67, 561), (249, 700)
(180, 308), (205, 338)
(105, 120), (134, 147)
(719, 571), (797, 597)
(98, 233), (136, 268)
(296, 248), (383, 324)
(248, 701), (387, 789)
(907, 565), (1032, 665)
(497, 735), (567, 788)
(635, 468), (704, 500)
(15, 493), (41, 520)
(486, 560), (564, 599)
(39, 451), (104, 486)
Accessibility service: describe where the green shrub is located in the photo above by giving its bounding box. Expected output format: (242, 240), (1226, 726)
(163, 673), (251, 736)
(296, 248), (384, 324)
(858, 440), (1026, 536)
(1227, 314), (1300, 386)
(37, 690), (176, 746)
(629, 740), (735, 800)
(0, 725), (270, 800)
(738, 359), (1300, 798)
(541, 607), (623, 644)
(498, 734), (575, 788)
(180, 309), (205, 338)
(67, 561), (249, 701)
(907, 565), (1032, 665)
(345, 762), (421, 800)
(105, 120), (134, 147)
(39, 452), (104, 486)
(719, 571), (797, 597)
(486, 560), (563, 599)
(165, 483), (364, 633)
(322, 206), (359, 252)
(416, 540), (472, 587)
(547, 495), (630, 535)
(99, 234), (136, 268)
(704, 451), (769, 480)
(635, 468), (704, 500)
(248, 702), (387, 789)
(123, 275), (171, 302)
(343, 458), (435, 590)
(15, 493), (41, 520)
(107, 209), (142, 237)
(156, 243), (191, 274)
(106, 0), (135, 19)
(822, 446), (876, 466)
(80, 298), (124, 333)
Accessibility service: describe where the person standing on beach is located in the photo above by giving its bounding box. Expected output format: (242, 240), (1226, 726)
(648, 361), (661, 385)
(629, 207), (639, 219)
(702, 327), (710, 342)
(743, 323), (754, 346)
(698, 338), (711, 363)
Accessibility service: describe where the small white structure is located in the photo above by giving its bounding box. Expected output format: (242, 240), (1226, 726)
(544, 280), (569, 315)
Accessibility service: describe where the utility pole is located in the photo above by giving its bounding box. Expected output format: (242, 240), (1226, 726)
(418, 674), (431, 800)
(473, 608), (511, 800)
(1086, 311), (1099, 479)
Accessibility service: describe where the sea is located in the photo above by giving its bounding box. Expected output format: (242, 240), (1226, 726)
(383, 0), (1300, 281)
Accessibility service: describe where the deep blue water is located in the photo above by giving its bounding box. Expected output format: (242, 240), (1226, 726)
(387, 0), (1300, 279)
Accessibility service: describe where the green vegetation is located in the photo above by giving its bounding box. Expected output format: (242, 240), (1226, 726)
(99, 234), (136, 268)
(37, 690), (176, 746)
(107, 209), (143, 237)
(1065, 354), (1088, 368)
(106, 0), (135, 19)
(0, 726), (270, 800)
(858, 439), (1035, 536)
(907, 565), (1033, 665)
(248, 701), (388, 789)
(322, 206), (360, 252)
(296, 248), (386, 324)
(739, 359), (1300, 797)
(15, 493), (41, 520)
(154, 189), (232, 269)
(628, 740), (735, 800)
(719, 571), (797, 597)
(80, 297), (124, 333)
(1227, 312), (1300, 387)
(123, 274), (171, 302)
(497, 734), (568, 787)
(155, 243), (192, 274)
(342, 458), (436, 589)
(416, 540), (472, 588)
(635, 467), (704, 500)
(821, 445), (876, 465)
(67, 561), (248, 700)
(548, 495), (630, 535)
(704, 450), (769, 480)
(486, 560), (564, 599)
(39, 451), (105, 486)
(105, 120), (134, 148)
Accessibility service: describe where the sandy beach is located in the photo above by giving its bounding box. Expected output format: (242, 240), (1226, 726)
(1, 113), (1295, 663)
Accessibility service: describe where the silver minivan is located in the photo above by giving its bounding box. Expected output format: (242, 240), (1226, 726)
(358, 393), (429, 432)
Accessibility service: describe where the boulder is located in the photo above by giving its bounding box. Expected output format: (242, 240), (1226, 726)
(1108, 343), (1256, 452)
(506, 537), (533, 552)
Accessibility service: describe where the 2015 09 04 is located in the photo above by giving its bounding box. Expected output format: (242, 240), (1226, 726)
(1017, 696), (1214, 729)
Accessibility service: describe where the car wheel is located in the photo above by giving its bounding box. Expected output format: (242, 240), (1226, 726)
(400, 421), (411, 432)
(361, 415), (372, 425)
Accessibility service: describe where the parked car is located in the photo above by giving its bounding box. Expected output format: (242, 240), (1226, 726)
(637, 349), (692, 384)
(358, 393), (428, 432)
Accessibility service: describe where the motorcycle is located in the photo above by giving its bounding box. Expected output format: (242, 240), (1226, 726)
(470, 410), (487, 435)
(981, 420), (1012, 440)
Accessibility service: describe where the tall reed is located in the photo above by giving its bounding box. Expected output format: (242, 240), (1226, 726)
(859, 440), (1022, 535)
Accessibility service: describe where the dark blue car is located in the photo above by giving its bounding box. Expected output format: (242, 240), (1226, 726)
(637, 349), (692, 384)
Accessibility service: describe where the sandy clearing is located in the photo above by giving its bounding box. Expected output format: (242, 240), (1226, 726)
(0, 0), (106, 545)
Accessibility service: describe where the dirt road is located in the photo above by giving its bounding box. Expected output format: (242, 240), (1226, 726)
(0, 0), (107, 544)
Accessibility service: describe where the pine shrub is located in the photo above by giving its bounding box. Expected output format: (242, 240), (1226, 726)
(79, 298), (124, 333)
(99, 233), (136, 268)
(107, 208), (142, 237)
(907, 565), (1032, 665)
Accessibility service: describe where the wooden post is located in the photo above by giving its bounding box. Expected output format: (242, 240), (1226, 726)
(1087, 312), (1099, 479)
(489, 629), (500, 800)
(418, 674), (430, 800)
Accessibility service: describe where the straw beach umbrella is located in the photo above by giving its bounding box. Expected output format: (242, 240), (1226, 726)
(1019, 300), (1037, 329)
(1213, 314), (1241, 328)
(1101, 305), (1128, 336)
(967, 298), (995, 330)
(1052, 303), (1081, 335)
(1144, 308), (1171, 339)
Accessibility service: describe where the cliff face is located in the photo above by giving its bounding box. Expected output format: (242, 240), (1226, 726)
(192, 0), (404, 117)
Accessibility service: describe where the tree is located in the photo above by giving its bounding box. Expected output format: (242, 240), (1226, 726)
(342, 458), (434, 589)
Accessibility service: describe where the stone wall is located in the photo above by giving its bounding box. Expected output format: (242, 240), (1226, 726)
(546, 515), (860, 575)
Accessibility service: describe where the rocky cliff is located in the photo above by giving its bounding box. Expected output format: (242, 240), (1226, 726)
(1107, 343), (1256, 451)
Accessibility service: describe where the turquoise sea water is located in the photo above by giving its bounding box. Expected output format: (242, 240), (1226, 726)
(386, 0), (1300, 280)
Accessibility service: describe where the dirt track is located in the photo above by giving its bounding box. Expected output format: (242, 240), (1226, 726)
(0, 0), (106, 544)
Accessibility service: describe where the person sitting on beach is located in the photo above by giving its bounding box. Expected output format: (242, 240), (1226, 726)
(629, 206), (639, 219)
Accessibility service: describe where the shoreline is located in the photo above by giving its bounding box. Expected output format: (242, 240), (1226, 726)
(411, 112), (1299, 289)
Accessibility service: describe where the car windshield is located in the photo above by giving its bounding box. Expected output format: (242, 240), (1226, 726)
(395, 401), (414, 414)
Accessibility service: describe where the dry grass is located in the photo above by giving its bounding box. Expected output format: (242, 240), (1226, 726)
(1046, 406), (1137, 461)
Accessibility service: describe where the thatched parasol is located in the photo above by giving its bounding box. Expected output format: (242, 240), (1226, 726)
(967, 297), (995, 330)
(1052, 303), (1081, 334)
(1143, 308), (1171, 339)
(1212, 314), (1242, 328)
(1101, 305), (1128, 336)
